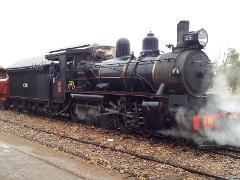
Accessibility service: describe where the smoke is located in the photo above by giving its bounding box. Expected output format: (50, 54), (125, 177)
(75, 104), (98, 122)
(160, 71), (240, 147)
(197, 71), (240, 146)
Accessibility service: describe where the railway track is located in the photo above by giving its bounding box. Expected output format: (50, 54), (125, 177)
(153, 133), (240, 160)
(210, 147), (240, 160)
(222, 146), (240, 153)
(0, 118), (231, 180)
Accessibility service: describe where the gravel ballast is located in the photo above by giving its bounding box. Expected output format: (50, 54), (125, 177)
(0, 110), (239, 179)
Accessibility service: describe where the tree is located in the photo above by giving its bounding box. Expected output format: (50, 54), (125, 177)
(220, 48), (240, 93)
(224, 48), (239, 65)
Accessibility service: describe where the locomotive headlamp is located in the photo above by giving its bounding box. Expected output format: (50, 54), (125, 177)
(183, 29), (208, 47)
(197, 29), (208, 46)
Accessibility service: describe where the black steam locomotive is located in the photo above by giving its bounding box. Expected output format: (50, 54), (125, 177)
(5, 21), (217, 133)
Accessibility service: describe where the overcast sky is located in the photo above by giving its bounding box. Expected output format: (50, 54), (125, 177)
(0, 0), (239, 68)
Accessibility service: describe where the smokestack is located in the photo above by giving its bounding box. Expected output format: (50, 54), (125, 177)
(176, 20), (189, 48)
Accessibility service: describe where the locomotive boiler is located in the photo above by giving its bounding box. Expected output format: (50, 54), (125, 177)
(93, 23), (212, 97)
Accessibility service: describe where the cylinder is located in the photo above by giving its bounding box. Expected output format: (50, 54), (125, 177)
(142, 101), (160, 112)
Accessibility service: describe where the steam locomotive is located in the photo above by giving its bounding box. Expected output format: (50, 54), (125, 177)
(0, 21), (226, 134)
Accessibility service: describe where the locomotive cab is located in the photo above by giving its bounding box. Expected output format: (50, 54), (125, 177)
(46, 44), (116, 92)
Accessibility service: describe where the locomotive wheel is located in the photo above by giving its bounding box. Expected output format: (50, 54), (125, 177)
(4, 101), (9, 110)
(26, 102), (33, 115)
(16, 102), (23, 112)
(99, 116), (114, 129)
(85, 108), (98, 125)
(85, 118), (97, 126)
(32, 103), (39, 115)
(0, 102), (7, 110)
(117, 118), (132, 134)
(0, 103), (3, 110)
(175, 106), (195, 131)
(69, 105), (79, 122)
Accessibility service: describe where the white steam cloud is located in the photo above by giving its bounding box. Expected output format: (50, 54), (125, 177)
(198, 71), (240, 146)
(161, 71), (240, 147)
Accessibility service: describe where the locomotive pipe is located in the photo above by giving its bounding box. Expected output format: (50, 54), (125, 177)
(156, 83), (165, 96)
(70, 94), (104, 102)
(176, 20), (189, 48)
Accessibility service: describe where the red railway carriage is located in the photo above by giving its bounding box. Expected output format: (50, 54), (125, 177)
(0, 67), (8, 102)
